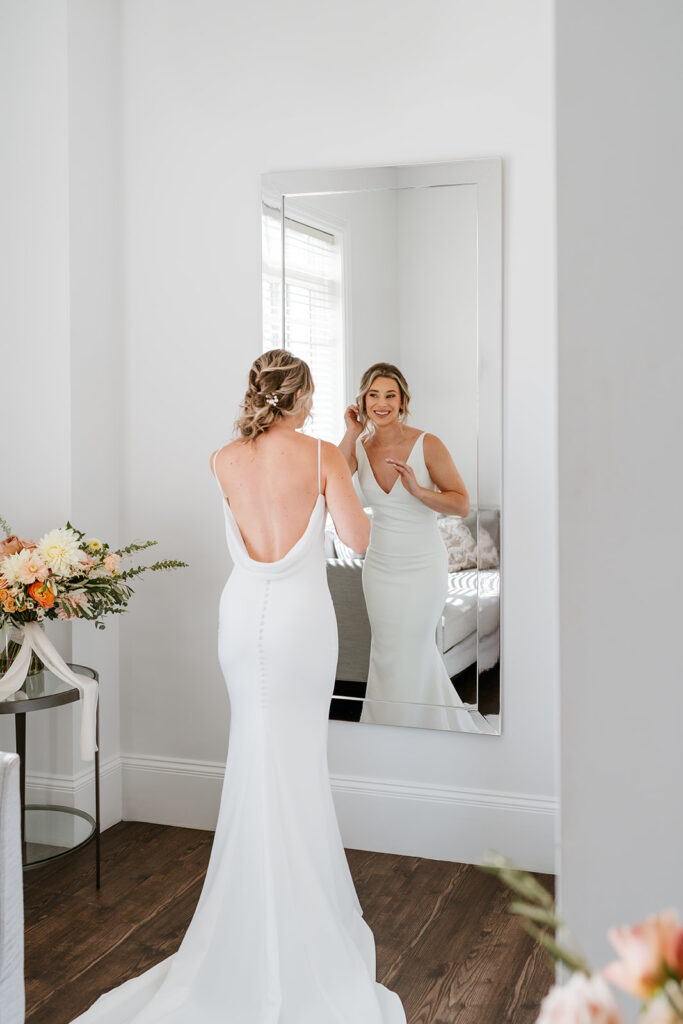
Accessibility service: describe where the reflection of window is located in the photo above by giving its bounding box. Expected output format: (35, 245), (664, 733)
(262, 206), (345, 444)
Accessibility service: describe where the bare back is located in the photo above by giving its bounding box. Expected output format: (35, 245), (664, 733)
(211, 425), (369, 563)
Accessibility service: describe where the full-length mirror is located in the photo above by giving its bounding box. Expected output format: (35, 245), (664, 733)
(261, 160), (502, 735)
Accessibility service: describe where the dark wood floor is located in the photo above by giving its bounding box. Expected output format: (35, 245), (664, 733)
(23, 821), (554, 1024)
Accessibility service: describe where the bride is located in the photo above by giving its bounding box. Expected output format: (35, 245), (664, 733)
(338, 362), (475, 731)
(70, 348), (406, 1023)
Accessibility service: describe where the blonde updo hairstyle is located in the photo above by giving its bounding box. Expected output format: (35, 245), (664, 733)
(235, 348), (314, 441)
(356, 362), (411, 431)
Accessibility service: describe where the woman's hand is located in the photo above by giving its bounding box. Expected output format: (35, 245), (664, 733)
(385, 458), (423, 499)
(338, 404), (362, 473)
(343, 403), (363, 438)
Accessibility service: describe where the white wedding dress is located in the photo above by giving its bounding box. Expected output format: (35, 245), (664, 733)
(70, 438), (405, 1024)
(356, 432), (489, 732)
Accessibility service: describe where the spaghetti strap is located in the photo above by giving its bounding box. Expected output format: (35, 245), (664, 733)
(317, 437), (321, 495)
(211, 447), (227, 498)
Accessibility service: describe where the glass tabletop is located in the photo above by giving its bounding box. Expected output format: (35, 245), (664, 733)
(23, 804), (96, 867)
(0, 663), (96, 710)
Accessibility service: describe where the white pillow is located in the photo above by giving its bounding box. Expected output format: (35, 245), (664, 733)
(437, 518), (500, 571)
(331, 514), (499, 568)
(477, 526), (500, 569)
(438, 519), (477, 570)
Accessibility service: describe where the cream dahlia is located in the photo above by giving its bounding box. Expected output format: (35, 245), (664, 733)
(1, 549), (35, 586)
(36, 528), (86, 577)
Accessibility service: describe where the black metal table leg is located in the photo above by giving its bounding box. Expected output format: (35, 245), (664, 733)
(2, 664), (101, 885)
(95, 699), (101, 889)
(15, 713), (26, 862)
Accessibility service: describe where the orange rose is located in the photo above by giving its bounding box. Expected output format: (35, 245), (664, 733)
(28, 580), (55, 609)
(0, 535), (37, 556)
(0, 590), (16, 613)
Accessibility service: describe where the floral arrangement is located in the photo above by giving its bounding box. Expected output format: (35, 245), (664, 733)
(481, 853), (683, 1024)
(0, 512), (187, 635)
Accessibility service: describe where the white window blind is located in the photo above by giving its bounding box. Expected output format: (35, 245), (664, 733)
(262, 207), (345, 444)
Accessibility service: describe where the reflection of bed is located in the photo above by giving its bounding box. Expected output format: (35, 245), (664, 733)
(439, 568), (500, 676)
(325, 561), (499, 684)
(325, 509), (500, 687)
(325, 558), (371, 685)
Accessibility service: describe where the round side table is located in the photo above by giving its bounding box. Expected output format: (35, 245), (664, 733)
(0, 663), (101, 887)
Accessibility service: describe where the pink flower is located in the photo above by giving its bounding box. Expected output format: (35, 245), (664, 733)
(603, 910), (682, 999)
(103, 552), (121, 575)
(537, 973), (625, 1024)
(56, 592), (89, 620)
(18, 553), (50, 585)
(661, 914), (683, 978)
(0, 535), (37, 556)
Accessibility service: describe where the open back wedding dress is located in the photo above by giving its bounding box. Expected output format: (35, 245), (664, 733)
(70, 438), (405, 1024)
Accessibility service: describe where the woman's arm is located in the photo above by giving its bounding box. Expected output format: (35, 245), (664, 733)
(386, 433), (470, 517)
(323, 442), (370, 553)
(338, 404), (363, 474)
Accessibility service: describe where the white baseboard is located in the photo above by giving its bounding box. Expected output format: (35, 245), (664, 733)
(26, 753), (557, 872)
(25, 755), (122, 831)
(121, 754), (225, 832)
(119, 753), (557, 873)
(331, 773), (556, 873)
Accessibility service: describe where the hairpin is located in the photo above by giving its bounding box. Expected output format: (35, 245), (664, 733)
(265, 393), (279, 406)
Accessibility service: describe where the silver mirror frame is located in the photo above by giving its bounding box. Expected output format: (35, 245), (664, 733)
(260, 158), (503, 735)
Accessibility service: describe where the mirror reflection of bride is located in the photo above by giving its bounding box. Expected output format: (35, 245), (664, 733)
(338, 363), (477, 730)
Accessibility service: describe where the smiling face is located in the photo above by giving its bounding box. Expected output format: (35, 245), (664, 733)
(357, 362), (411, 431)
(364, 376), (403, 427)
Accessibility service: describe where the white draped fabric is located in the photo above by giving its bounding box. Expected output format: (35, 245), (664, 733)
(0, 751), (25, 1024)
(0, 623), (98, 761)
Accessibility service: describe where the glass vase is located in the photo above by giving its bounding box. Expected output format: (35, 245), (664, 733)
(0, 635), (44, 677)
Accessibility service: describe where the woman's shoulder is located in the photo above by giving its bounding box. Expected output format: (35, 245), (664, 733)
(320, 438), (350, 473)
(421, 433), (455, 473)
(209, 438), (243, 470)
(421, 431), (445, 453)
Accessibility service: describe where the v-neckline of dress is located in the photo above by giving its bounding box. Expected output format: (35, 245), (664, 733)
(361, 431), (424, 496)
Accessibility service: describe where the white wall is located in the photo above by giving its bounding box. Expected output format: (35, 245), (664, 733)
(67, 0), (124, 825)
(0, 1), (75, 778)
(555, 0), (683, 975)
(397, 185), (478, 502)
(119, 0), (557, 870)
(0, 0), (123, 825)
